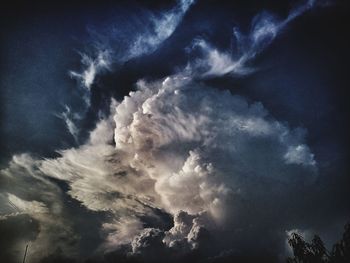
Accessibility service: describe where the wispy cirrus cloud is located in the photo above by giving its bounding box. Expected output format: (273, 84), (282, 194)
(69, 0), (195, 92)
(64, 0), (196, 142)
(69, 50), (112, 92)
(128, 0), (195, 59)
(189, 0), (318, 77)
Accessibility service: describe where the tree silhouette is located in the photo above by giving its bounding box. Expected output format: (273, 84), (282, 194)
(287, 222), (350, 263)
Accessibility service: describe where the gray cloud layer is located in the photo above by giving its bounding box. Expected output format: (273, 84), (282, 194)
(0, 155), (78, 263)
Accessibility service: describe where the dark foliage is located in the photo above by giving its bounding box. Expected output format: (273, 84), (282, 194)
(287, 222), (350, 263)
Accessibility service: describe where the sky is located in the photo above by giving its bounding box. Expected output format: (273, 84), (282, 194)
(0, 0), (349, 262)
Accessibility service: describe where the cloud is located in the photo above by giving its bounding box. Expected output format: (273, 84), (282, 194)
(0, 214), (40, 263)
(62, 49), (112, 140)
(70, 50), (112, 91)
(131, 228), (165, 255)
(39, 111), (163, 253)
(188, 39), (255, 77)
(38, 73), (318, 256)
(70, 0), (195, 93)
(0, 154), (78, 263)
(188, 0), (317, 77)
(128, 0), (195, 59)
(1, 71), (317, 261)
(56, 105), (81, 142)
(164, 210), (210, 250)
(0, 1), (328, 261)
(108, 74), (317, 253)
(63, 0), (196, 141)
(284, 144), (316, 166)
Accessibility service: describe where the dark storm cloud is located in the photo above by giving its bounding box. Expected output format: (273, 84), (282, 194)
(1, 0), (349, 263)
(0, 154), (78, 262)
(0, 214), (39, 263)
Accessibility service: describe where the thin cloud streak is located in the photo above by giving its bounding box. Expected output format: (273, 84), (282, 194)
(189, 0), (318, 78)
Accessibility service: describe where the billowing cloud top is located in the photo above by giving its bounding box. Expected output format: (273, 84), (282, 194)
(1, 72), (316, 261)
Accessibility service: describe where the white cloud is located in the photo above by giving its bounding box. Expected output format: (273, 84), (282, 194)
(0, 1), (323, 260)
(109, 75), (317, 248)
(102, 217), (144, 252)
(65, 0), (195, 131)
(284, 144), (316, 166)
(188, 0), (318, 78)
(1, 72), (317, 258)
(56, 105), (80, 142)
(189, 39), (254, 77)
(128, 0), (195, 58)
(69, 50), (112, 91)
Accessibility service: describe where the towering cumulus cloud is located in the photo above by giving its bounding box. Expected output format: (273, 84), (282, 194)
(0, 0), (329, 262)
(1, 73), (316, 261)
